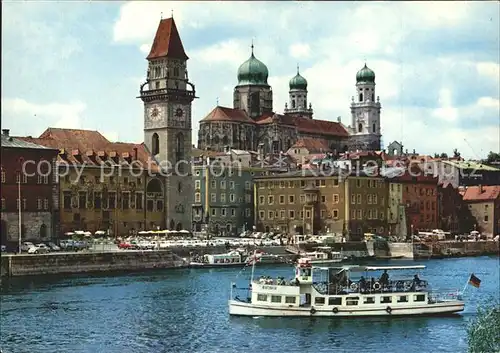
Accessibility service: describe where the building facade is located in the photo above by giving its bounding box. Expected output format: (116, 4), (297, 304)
(387, 180), (406, 237)
(197, 45), (381, 154)
(139, 17), (195, 230)
(462, 185), (500, 237)
(254, 170), (388, 239)
(1, 129), (59, 248)
(21, 128), (168, 235)
(437, 182), (475, 234)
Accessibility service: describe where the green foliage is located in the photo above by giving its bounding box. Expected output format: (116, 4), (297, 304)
(484, 151), (500, 165)
(467, 302), (500, 353)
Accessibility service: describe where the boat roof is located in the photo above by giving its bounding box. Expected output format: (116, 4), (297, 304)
(312, 265), (426, 272)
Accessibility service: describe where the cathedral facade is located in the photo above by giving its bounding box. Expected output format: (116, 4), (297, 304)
(197, 46), (382, 154)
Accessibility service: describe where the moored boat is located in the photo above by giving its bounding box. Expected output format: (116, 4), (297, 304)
(229, 258), (466, 317)
(190, 251), (245, 268)
(299, 249), (344, 265)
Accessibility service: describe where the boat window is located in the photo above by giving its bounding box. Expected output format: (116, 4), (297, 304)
(346, 297), (359, 306)
(271, 295), (282, 303)
(315, 297), (325, 305)
(381, 296), (392, 304)
(328, 297), (342, 306)
(414, 294), (426, 302)
(397, 296), (408, 303)
(257, 294), (268, 302)
(363, 297), (375, 304)
(285, 296), (296, 304)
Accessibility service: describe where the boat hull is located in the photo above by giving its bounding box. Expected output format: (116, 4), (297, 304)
(190, 262), (246, 268)
(228, 300), (464, 317)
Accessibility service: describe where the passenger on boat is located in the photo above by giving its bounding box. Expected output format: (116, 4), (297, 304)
(359, 276), (367, 292)
(380, 270), (389, 287)
(412, 274), (422, 291)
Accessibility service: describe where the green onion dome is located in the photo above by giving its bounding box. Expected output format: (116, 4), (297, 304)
(237, 46), (269, 86)
(289, 66), (307, 90)
(356, 63), (375, 83)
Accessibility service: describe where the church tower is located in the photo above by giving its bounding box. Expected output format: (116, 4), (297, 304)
(233, 44), (273, 118)
(349, 64), (381, 151)
(139, 17), (197, 230)
(283, 65), (313, 118)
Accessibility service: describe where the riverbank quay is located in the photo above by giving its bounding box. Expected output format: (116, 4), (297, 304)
(413, 240), (499, 259)
(0, 250), (187, 277)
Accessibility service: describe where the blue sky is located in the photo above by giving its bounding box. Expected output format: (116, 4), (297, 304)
(2, 1), (499, 159)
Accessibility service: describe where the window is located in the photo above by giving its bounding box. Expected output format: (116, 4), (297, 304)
(37, 175), (42, 184)
(23, 199), (27, 210)
(351, 195), (356, 204)
(333, 194), (339, 203)
(245, 181), (251, 190)
(211, 180), (216, 189)
(94, 192), (102, 209)
(397, 296), (408, 303)
(268, 211), (274, 219)
(122, 192), (130, 209)
(300, 195), (305, 204)
(414, 294), (426, 302)
(484, 215), (489, 222)
(289, 195), (295, 204)
(36, 198), (42, 210)
(333, 179), (339, 186)
(300, 180), (305, 187)
(79, 192), (87, 209)
(1, 170), (5, 183)
(156, 200), (163, 211)
(321, 195), (326, 203)
(280, 181), (285, 188)
(321, 210), (326, 218)
(357, 209), (362, 219)
(151, 133), (159, 155)
(320, 180), (326, 187)
(357, 194), (362, 204)
(257, 294), (267, 301)
(367, 194), (372, 204)
(63, 192), (71, 210)
(259, 211), (265, 219)
(136, 193), (143, 210)
(346, 297), (359, 306)
(211, 208), (216, 216)
(195, 180), (201, 189)
(230, 208), (235, 217)
(280, 210), (285, 219)
(220, 193), (226, 203)
(268, 196), (274, 205)
(1, 198), (5, 210)
(245, 194), (251, 203)
(381, 296), (392, 304)
(147, 200), (154, 212)
(305, 210), (311, 219)
(351, 209), (356, 219)
(356, 179), (362, 187)
(230, 181), (235, 189)
(289, 210), (295, 219)
(373, 195), (378, 204)
(259, 196), (265, 205)
(363, 297), (375, 304)
(195, 193), (201, 203)
(315, 297), (325, 305)
(220, 180), (226, 189)
(329, 297), (342, 305)
(285, 296), (296, 304)
(271, 295), (282, 303)
(211, 193), (216, 202)
(221, 208), (226, 217)
(288, 181), (294, 188)
(22, 173), (27, 184)
(108, 192), (116, 209)
(333, 209), (339, 219)
(279, 195), (285, 204)
(245, 208), (251, 217)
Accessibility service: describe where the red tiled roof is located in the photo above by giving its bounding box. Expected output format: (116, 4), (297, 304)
(201, 106), (255, 124)
(294, 117), (349, 137)
(147, 18), (188, 60)
(462, 185), (500, 202)
(291, 138), (331, 152)
(255, 113), (295, 126)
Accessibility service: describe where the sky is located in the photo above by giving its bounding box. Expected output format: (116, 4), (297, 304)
(2, 1), (499, 159)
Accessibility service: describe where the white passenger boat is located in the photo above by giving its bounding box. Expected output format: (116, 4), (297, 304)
(229, 258), (465, 317)
(300, 250), (344, 265)
(190, 251), (245, 268)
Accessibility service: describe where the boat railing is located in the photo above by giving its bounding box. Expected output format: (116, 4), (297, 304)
(313, 279), (429, 295)
(428, 289), (463, 303)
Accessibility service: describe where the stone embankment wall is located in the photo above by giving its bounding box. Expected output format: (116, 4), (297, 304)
(1, 250), (185, 277)
(414, 241), (499, 258)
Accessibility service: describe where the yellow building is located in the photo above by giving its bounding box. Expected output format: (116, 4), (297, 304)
(254, 170), (388, 239)
(387, 180), (405, 236)
(24, 128), (167, 236)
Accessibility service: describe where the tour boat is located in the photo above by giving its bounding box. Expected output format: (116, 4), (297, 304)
(299, 250), (344, 265)
(190, 251), (245, 268)
(249, 250), (289, 265)
(229, 258), (465, 317)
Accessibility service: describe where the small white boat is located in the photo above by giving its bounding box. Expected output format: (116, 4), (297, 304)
(229, 258), (465, 317)
(247, 251), (288, 265)
(190, 251), (245, 268)
(300, 250), (344, 264)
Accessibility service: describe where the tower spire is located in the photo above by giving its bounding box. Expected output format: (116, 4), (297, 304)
(171, 9), (174, 18)
(160, 12), (163, 20)
(297, 63), (300, 74)
(251, 39), (254, 55)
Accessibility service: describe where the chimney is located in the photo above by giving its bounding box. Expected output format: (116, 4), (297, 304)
(2, 129), (9, 136)
(133, 147), (138, 160)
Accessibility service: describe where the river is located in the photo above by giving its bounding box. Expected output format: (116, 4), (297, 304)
(1, 256), (498, 353)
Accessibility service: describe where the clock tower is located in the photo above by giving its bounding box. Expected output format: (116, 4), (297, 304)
(139, 17), (197, 231)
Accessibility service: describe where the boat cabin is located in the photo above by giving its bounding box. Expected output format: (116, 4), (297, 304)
(204, 251), (243, 264)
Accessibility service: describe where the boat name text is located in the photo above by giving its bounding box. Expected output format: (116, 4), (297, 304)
(262, 285), (277, 290)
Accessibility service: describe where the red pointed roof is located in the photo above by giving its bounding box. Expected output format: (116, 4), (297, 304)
(147, 18), (188, 60)
(201, 106), (255, 124)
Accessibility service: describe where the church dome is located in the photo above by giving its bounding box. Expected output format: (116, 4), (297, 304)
(289, 67), (307, 90)
(356, 64), (375, 83)
(237, 47), (269, 86)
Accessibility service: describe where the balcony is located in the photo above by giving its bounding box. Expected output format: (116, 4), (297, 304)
(138, 87), (196, 102)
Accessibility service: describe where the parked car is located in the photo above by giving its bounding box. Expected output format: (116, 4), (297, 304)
(28, 244), (50, 254)
(47, 242), (61, 251)
(21, 242), (35, 252)
(1, 245), (6, 252)
(118, 242), (133, 249)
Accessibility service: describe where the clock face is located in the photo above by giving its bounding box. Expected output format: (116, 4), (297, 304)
(148, 104), (163, 121)
(173, 104), (186, 121)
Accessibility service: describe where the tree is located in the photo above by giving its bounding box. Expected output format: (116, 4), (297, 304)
(484, 151), (500, 165)
(440, 153), (448, 159)
(467, 302), (500, 353)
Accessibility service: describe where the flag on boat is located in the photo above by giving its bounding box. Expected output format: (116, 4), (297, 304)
(469, 273), (481, 288)
(246, 253), (261, 266)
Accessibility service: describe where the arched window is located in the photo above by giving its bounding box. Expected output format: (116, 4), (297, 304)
(304, 99), (307, 108)
(371, 93), (375, 102)
(176, 222), (182, 231)
(147, 178), (163, 193)
(358, 123), (363, 133)
(40, 224), (47, 239)
(372, 123), (376, 133)
(359, 93), (363, 102)
(152, 133), (159, 155)
(176, 133), (184, 162)
(222, 135), (229, 146)
(292, 100), (296, 108)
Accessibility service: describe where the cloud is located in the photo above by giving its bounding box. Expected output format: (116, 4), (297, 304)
(289, 43), (311, 59)
(1, 98), (87, 135)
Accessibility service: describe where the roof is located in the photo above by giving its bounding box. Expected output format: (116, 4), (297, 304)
(18, 128), (159, 172)
(1, 134), (56, 150)
(462, 185), (500, 202)
(294, 116), (349, 137)
(147, 18), (188, 60)
(200, 106), (255, 123)
(443, 160), (499, 172)
(290, 138), (331, 153)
